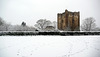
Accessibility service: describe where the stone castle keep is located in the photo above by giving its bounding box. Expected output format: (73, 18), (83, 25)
(57, 9), (80, 31)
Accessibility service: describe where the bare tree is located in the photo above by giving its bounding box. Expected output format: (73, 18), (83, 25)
(0, 17), (10, 31)
(34, 19), (51, 30)
(81, 17), (96, 31)
(21, 22), (26, 27)
(0, 17), (5, 26)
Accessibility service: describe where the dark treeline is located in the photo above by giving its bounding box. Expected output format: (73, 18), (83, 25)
(0, 31), (100, 36)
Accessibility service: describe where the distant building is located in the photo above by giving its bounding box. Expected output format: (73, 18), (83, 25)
(57, 9), (80, 31)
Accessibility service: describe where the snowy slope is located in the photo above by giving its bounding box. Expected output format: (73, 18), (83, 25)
(0, 36), (100, 57)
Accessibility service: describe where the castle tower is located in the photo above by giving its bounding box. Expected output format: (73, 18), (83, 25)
(57, 9), (80, 31)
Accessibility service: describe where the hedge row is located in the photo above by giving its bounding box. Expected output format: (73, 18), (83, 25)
(0, 31), (100, 36)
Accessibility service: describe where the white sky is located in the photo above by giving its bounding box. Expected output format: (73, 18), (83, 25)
(0, 0), (100, 27)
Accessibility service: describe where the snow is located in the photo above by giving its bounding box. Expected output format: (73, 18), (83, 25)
(0, 36), (100, 57)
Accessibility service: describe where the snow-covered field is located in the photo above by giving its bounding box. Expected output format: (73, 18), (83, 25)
(0, 36), (100, 57)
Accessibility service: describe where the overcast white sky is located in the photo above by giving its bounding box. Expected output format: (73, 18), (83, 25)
(0, 0), (100, 27)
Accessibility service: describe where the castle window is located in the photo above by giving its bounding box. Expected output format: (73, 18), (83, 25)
(72, 13), (74, 16)
(72, 18), (74, 23)
(62, 20), (63, 23)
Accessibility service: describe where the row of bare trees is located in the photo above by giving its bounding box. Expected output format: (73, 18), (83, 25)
(0, 17), (100, 31)
(0, 17), (36, 31)
(0, 17), (57, 31)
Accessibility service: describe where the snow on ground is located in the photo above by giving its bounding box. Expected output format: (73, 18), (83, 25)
(0, 36), (100, 57)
